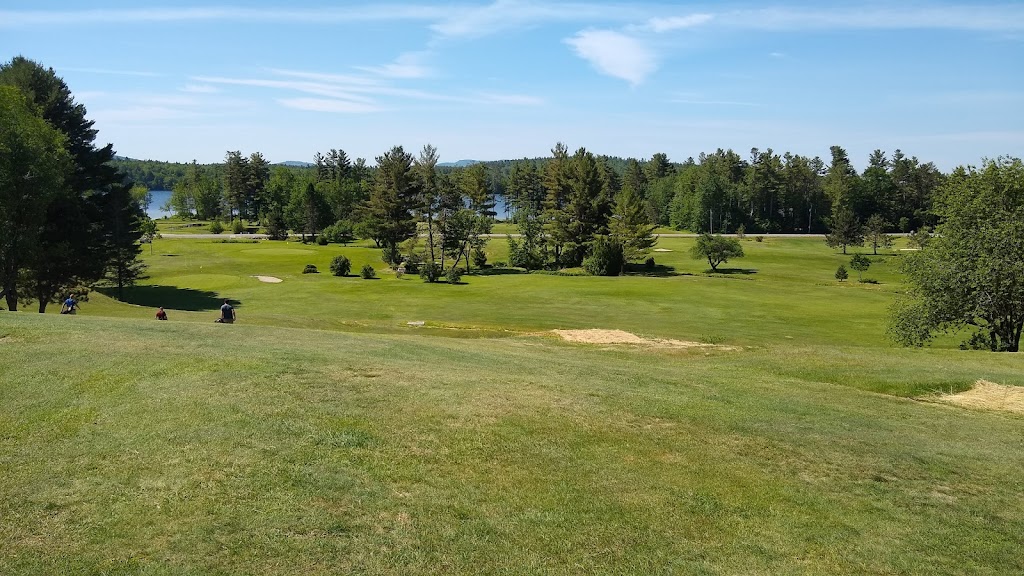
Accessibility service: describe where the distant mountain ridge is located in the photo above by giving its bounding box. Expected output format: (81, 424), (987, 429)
(278, 160), (314, 167)
(438, 159), (480, 168)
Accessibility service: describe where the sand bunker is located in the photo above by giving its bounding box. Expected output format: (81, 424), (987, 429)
(552, 329), (736, 350)
(653, 248), (673, 252)
(253, 275), (283, 283)
(938, 380), (1024, 414)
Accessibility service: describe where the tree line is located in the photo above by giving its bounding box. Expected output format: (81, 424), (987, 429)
(1, 57), (148, 312)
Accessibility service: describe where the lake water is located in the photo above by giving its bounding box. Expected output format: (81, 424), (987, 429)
(147, 190), (174, 219)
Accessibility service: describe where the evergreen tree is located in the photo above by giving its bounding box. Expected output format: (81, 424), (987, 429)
(103, 182), (147, 301)
(863, 214), (893, 255)
(222, 150), (248, 221)
(0, 85), (71, 312)
(1, 57), (131, 311)
(366, 146), (420, 264)
(609, 187), (657, 263)
(825, 206), (863, 254)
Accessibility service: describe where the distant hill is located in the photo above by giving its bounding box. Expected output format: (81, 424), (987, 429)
(438, 159), (480, 168)
(278, 160), (314, 167)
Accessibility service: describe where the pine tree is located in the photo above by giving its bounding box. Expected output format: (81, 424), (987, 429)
(609, 187), (658, 263)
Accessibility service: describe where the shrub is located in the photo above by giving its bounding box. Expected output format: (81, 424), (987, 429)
(582, 235), (624, 276)
(472, 247), (488, 269)
(303, 264), (319, 274)
(231, 219), (244, 234)
(209, 220), (224, 234)
(755, 235), (764, 242)
(402, 252), (423, 274)
(835, 265), (848, 282)
(446, 266), (464, 284)
(419, 262), (442, 283)
(735, 224), (746, 240)
(360, 264), (376, 279)
(316, 234), (328, 246)
(645, 257), (656, 270)
(330, 255), (351, 277)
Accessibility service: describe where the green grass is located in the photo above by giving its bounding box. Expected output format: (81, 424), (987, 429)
(1, 314), (1022, 574)
(3, 235), (1022, 574)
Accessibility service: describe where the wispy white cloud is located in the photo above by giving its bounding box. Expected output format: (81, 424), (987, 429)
(180, 84), (222, 94)
(642, 13), (713, 33)
(565, 29), (656, 86)
(717, 5), (1024, 31)
(5, 4), (1022, 33)
(278, 98), (384, 113)
(58, 66), (161, 77)
(356, 52), (433, 79)
(196, 68), (544, 112)
(769, 51), (785, 58)
(0, 6), (448, 28)
(191, 75), (376, 103)
(429, 1), (640, 39)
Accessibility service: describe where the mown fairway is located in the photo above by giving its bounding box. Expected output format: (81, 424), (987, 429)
(2, 236), (1022, 574)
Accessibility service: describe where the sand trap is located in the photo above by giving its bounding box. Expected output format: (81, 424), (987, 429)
(938, 380), (1024, 414)
(253, 275), (283, 283)
(653, 248), (673, 252)
(899, 248), (921, 251)
(552, 329), (736, 350)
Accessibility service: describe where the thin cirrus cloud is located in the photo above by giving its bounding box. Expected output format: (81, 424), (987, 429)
(278, 98), (384, 113)
(564, 29), (656, 86)
(354, 52), (434, 79)
(194, 68), (543, 113)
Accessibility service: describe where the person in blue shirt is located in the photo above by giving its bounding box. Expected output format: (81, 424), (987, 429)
(60, 294), (78, 314)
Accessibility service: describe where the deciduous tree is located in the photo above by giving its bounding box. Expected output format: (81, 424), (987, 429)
(890, 157), (1024, 351)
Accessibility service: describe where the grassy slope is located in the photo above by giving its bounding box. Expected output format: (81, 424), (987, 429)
(4, 236), (1023, 573)
(1, 314), (1022, 575)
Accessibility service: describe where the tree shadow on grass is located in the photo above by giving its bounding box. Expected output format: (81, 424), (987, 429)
(470, 267), (528, 276)
(707, 268), (758, 275)
(623, 264), (689, 277)
(96, 285), (241, 312)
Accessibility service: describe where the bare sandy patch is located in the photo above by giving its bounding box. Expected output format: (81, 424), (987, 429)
(653, 248), (673, 252)
(253, 275), (283, 283)
(552, 329), (737, 350)
(938, 380), (1024, 414)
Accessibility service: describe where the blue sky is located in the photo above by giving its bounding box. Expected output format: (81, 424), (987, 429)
(2, 1), (1022, 169)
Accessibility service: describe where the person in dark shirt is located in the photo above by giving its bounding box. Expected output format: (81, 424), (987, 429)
(156, 307), (168, 320)
(217, 299), (235, 323)
(60, 294), (78, 314)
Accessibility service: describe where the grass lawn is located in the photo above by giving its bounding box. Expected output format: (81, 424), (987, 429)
(2, 235), (1022, 574)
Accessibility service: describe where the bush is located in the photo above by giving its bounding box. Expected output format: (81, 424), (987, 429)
(303, 264), (318, 274)
(735, 224), (746, 240)
(446, 266), (464, 284)
(582, 235), (624, 276)
(755, 235), (764, 242)
(316, 234), (328, 246)
(330, 255), (351, 277)
(231, 219), (244, 234)
(360, 264), (376, 279)
(645, 257), (656, 270)
(402, 252), (423, 274)
(419, 262), (442, 283)
(835, 265), (848, 282)
(209, 220), (224, 234)
(472, 247), (487, 269)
